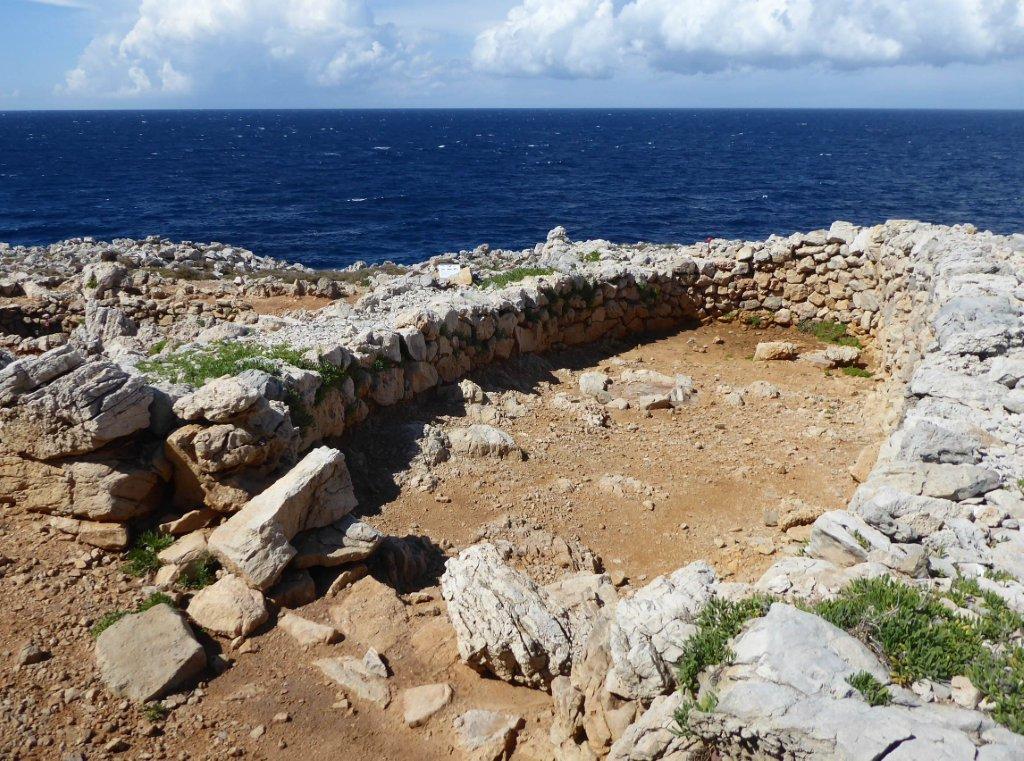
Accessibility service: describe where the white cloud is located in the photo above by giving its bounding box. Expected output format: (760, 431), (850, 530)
(24, 0), (91, 8)
(60, 0), (425, 97)
(473, 0), (1024, 78)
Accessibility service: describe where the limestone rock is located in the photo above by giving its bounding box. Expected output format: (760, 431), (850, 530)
(49, 516), (129, 550)
(95, 604), (206, 702)
(453, 709), (523, 761)
(401, 683), (453, 727)
(315, 651), (391, 708)
(172, 370), (270, 423)
(0, 344), (84, 406)
(329, 575), (409, 653)
(441, 543), (573, 689)
(207, 447), (357, 589)
(806, 511), (890, 567)
(278, 612), (339, 648)
(0, 359), (152, 460)
(291, 516), (382, 569)
(448, 424), (521, 459)
(607, 692), (698, 761)
(754, 341), (799, 361)
(186, 575), (269, 638)
(608, 562), (717, 701)
(690, 603), (1017, 760)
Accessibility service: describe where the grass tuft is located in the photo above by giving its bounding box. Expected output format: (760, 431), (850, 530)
(675, 595), (773, 695)
(848, 670), (892, 706)
(798, 320), (862, 348)
(143, 702), (169, 722)
(123, 530), (174, 577)
(674, 691), (718, 737)
(842, 366), (873, 378)
(179, 555), (217, 590)
(91, 593), (176, 638)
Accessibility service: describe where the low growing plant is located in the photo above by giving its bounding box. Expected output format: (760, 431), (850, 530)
(847, 670), (892, 706)
(841, 366), (873, 378)
(477, 267), (555, 289)
(675, 595), (773, 695)
(123, 530), (174, 577)
(798, 319), (862, 348)
(90, 593), (176, 638)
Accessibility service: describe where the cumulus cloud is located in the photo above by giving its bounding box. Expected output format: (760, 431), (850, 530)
(61, 0), (423, 97)
(473, 0), (1024, 78)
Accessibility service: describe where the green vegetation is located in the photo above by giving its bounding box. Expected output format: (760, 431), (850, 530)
(143, 702), (169, 722)
(676, 595), (773, 694)
(90, 593), (176, 638)
(842, 366), (873, 378)
(137, 340), (350, 409)
(851, 529), (872, 550)
(477, 267), (555, 289)
(148, 339), (168, 356)
(814, 575), (1024, 732)
(179, 555), (217, 590)
(847, 671), (892, 706)
(90, 610), (128, 638)
(744, 314), (765, 328)
(798, 319), (862, 348)
(123, 530), (174, 577)
(583, 251), (602, 262)
(674, 691), (719, 737)
(85, 273), (98, 289)
(986, 569), (1016, 583)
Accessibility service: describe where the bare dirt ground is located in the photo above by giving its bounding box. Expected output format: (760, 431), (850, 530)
(0, 321), (881, 760)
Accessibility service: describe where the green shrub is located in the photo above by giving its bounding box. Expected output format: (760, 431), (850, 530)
(674, 691), (718, 737)
(841, 366), (873, 378)
(85, 273), (98, 289)
(137, 592), (175, 612)
(847, 671), (891, 706)
(123, 530), (175, 577)
(477, 267), (555, 289)
(143, 702), (169, 722)
(676, 595), (772, 694)
(137, 340), (349, 405)
(798, 320), (862, 348)
(744, 315), (764, 328)
(179, 555), (217, 590)
(148, 339), (167, 356)
(583, 251), (601, 262)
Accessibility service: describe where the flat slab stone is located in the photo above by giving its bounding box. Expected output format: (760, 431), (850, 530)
(95, 604), (206, 702)
(401, 683), (453, 727)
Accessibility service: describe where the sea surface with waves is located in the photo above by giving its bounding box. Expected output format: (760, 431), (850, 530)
(1, 109), (1022, 268)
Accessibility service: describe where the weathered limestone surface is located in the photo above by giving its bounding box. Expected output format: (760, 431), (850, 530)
(207, 446), (357, 589)
(441, 542), (574, 689)
(95, 604), (206, 702)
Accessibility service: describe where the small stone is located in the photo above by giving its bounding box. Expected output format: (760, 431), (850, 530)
(951, 675), (981, 709)
(401, 683), (453, 728)
(17, 643), (50, 666)
(272, 712), (291, 724)
(249, 724), (266, 740)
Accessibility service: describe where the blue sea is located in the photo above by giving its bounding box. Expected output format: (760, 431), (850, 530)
(1, 109), (1022, 268)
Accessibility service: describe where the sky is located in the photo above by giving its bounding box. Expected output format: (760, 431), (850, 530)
(1, 0), (1023, 109)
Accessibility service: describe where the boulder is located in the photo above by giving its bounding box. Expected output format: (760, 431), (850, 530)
(173, 370), (271, 423)
(0, 360), (152, 460)
(754, 342), (799, 361)
(447, 425), (521, 459)
(186, 575), (269, 638)
(290, 516), (382, 569)
(207, 447), (357, 589)
(0, 344), (84, 405)
(95, 604), (206, 702)
(441, 543), (573, 689)
(608, 562), (717, 701)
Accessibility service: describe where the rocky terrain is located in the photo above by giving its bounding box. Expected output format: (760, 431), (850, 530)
(2, 220), (1024, 760)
